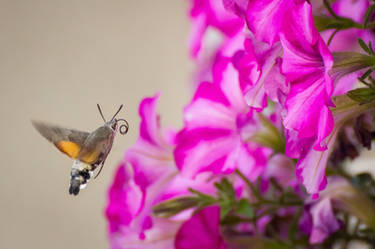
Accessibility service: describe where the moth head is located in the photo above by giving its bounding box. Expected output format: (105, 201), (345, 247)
(97, 104), (129, 135)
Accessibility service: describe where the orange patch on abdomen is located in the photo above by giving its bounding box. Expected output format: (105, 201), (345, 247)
(56, 141), (81, 158)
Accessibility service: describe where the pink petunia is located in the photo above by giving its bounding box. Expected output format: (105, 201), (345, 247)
(232, 37), (287, 109)
(244, 0), (304, 45)
(280, 1), (334, 151)
(106, 94), (214, 248)
(175, 206), (227, 249)
(174, 57), (269, 179)
(188, 0), (244, 58)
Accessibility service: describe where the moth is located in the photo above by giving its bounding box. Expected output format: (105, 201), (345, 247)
(32, 105), (129, 195)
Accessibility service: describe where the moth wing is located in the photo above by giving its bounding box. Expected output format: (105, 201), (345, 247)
(32, 120), (90, 159)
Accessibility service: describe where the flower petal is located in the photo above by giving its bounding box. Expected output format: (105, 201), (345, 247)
(175, 206), (227, 249)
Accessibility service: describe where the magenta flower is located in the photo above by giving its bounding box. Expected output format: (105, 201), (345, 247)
(243, 0), (303, 45)
(125, 93), (176, 191)
(188, 0), (244, 58)
(174, 57), (269, 178)
(309, 198), (340, 244)
(105, 0), (375, 247)
(106, 164), (144, 237)
(263, 154), (297, 189)
(106, 94), (214, 248)
(280, 2), (334, 152)
(106, 164), (182, 249)
(299, 197), (340, 245)
(293, 94), (375, 197)
(190, 29), (246, 91)
(299, 176), (362, 244)
(232, 37), (287, 109)
(188, 0), (246, 91)
(105, 94), (180, 248)
(175, 206), (227, 249)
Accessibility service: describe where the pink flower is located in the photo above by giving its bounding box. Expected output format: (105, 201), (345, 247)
(105, 95), (179, 248)
(263, 154), (297, 189)
(280, 2), (334, 151)
(222, 0), (249, 17)
(106, 164), (144, 236)
(106, 164), (181, 249)
(190, 30), (246, 91)
(125, 93), (176, 191)
(232, 37), (287, 109)
(174, 57), (269, 178)
(244, 0), (303, 45)
(299, 198), (340, 244)
(188, 0), (244, 58)
(175, 206), (227, 249)
(188, 0), (246, 91)
(106, 94), (214, 248)
(309, 198), (340, 244)
(294, 95), (375, 197)
(299, 177), (357, 244)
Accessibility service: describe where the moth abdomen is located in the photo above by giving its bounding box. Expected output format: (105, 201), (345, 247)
(69, 179), (81, 195)
(69, 160), (95, 196)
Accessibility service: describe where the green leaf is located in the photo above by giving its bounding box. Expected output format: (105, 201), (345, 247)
(220, 202), (233, 219)
(369, 42), (375, 56)
(188, 188), (217, 208)
(364, 4), (375, 28)
(251, 114), (285, 153)
(347, 87), (375, 104)
(237, 198), (254, 219)
(152, 196), (200, 218)
(359, 38), (372, 54)
(215, 178), (236, 219)
(360, 68), (373, 81)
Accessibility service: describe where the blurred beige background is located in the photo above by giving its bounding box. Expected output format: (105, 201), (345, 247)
(0, 1), (191, 248)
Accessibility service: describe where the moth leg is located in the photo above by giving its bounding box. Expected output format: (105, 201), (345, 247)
(94, 160), (106, 179)
(92, 152), (106, 179)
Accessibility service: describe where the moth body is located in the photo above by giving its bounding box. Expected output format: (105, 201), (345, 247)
(32, 104), (129, 196)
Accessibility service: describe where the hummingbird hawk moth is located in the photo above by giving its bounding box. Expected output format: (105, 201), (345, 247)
(32, 104), (129, 195)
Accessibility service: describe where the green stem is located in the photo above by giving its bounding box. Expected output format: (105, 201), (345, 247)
(365, 21), (375, 29)
(235, 169), (264, 202)
(323, 0), (340, 19)
(327, 29), (339, 46)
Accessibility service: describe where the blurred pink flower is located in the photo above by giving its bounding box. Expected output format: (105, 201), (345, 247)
(188, 0), (244, 58)
(175, 206), (227, 249)
(106, 94), (214, 248)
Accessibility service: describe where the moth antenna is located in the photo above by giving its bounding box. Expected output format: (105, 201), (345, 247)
(97, 104), (106, 122)
(110, 104), (124, 121)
